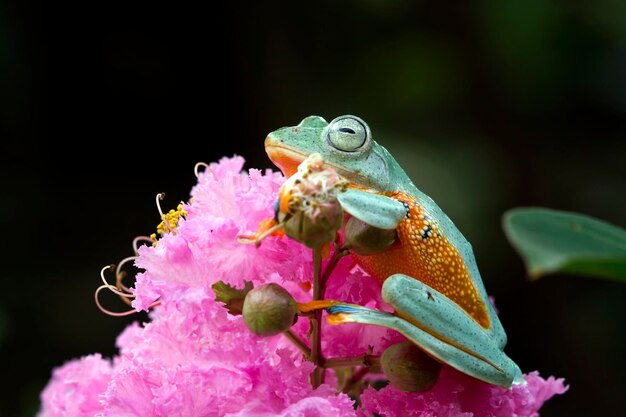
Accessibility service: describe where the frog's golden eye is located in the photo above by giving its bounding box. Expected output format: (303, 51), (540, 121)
(328, 116), (369, 152)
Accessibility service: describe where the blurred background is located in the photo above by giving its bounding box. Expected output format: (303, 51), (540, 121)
(1, 1), (625, 416)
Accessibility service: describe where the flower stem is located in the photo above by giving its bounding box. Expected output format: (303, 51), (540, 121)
(310, 247), (324, 388)
(307, 242), (351, 388)
(283, 329), (311, 357)
(328, 347), (379, 394)
(323, 354), (380, 369)
(320, 243), (350, 288)
(341, 365), (371, 394)
(313, 247), (323, 299)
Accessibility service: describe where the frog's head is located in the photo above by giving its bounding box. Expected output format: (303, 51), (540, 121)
(265, 115), (405, 192)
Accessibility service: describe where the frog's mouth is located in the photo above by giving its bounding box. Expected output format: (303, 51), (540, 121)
(264, 138), (307, 178)
(265, 135), (372, 186)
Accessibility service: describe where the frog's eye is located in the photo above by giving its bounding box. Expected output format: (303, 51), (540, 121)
(328, 116), (369, 152)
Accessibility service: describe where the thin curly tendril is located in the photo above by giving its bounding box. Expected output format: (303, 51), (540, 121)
(194, 162), (216, 179)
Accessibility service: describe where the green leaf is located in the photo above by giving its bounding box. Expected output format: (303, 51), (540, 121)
(212, 280), (254, 315)
(503, 207), (626, 281)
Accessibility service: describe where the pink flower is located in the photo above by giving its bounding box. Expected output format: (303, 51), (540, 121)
(132, 157), (312, 310)
(39, 354), (112, 417)
(359, 367), (567, 417)
(40, 156), (567, 416)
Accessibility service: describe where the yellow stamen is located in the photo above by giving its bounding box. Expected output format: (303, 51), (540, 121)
(151, 193), (188, 245)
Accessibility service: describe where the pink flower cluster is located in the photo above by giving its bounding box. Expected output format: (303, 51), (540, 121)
(39, 156), (567, 416)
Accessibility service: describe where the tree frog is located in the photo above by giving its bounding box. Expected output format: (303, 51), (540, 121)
(265, 115), (524, 388)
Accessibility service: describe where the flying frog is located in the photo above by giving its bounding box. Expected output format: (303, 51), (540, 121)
(264, 115), (524, 388)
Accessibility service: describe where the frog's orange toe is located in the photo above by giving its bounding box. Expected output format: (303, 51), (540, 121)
(237, 217), (285, 245)
(257, 218), (285, 238)
(326, 313), (351, 325)
(297, 300), (339, 313)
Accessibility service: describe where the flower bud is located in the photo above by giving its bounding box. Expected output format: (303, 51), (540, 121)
(282, 204), (343, 249)
(381, 341), (442, 392)
(277, 153), (348, 248)
(344, 217), (396, 255)
(242, 283), (298, 336)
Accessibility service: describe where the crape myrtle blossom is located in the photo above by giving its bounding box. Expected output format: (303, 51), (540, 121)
(39, 156), (567, 416)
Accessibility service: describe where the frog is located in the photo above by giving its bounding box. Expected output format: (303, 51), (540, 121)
(264, 115), (524, 388)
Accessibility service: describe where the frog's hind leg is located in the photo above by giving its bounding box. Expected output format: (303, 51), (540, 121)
(311, 274), (524, 388)
(381, 274), (523, 387)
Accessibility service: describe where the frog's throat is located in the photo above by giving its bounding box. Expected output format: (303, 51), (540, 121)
(265, 142), (303, 177)
(265, 140), (358, 181)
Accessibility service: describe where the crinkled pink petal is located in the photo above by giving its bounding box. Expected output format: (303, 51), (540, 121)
(102, 363), (252, 417)
(322, 258), (405, 357)
(324, 259), (384, 307)
(359, 366), (567, 417)
(275, 395), (357, 417)
(39, 354), (112, 417)
(205, 155), (246, 179)
(131, 272), (160, 311)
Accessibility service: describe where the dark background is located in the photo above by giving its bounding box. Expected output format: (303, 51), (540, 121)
(1, 1), (625, 416)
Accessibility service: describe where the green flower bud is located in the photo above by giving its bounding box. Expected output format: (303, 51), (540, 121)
(242, 283), (298, 336)
(282, 204), (343, 249)
(381, 341), (442, 392)
(344, 216), (397, 255)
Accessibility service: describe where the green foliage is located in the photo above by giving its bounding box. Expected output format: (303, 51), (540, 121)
(503, 208), (626, 281)
(212, 280), (254, 315)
